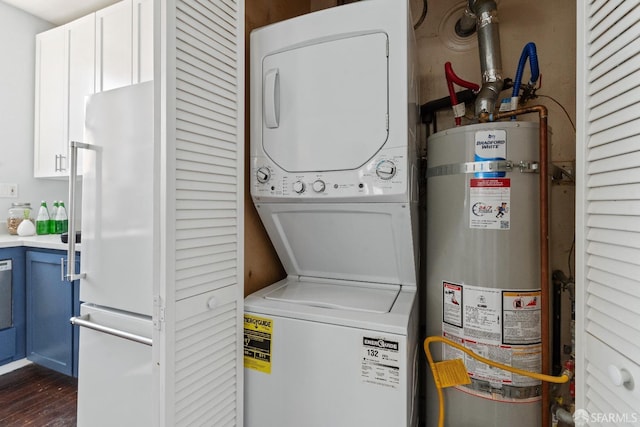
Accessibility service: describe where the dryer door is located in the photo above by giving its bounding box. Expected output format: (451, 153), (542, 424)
(262, 32), (389, 172)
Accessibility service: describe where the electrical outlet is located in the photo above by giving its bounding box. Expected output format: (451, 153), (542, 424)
(0, 183), (18, 198)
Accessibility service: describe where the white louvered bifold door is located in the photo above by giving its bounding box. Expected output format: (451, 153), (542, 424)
(576, 0), (640, 423)
(154, 0), (244, 426)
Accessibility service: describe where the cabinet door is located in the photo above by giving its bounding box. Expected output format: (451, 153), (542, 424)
(155, 0), (244, 425)
(133, 0), (153, 84)
(26, 251), (78, 376)
(67, 13), (96, 153)
(96, 0), (133, 92)
(34, 27), (67, 178)
(576, 0), (640, 416)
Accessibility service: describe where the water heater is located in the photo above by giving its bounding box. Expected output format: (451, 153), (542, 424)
(425, 121), (542, 426)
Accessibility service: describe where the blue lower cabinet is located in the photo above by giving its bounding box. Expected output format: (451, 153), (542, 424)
(26, 250), (80, 377)
(0, 247), (26, 366)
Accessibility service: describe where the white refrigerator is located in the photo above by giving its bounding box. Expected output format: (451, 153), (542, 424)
(68, 81), (155, 426)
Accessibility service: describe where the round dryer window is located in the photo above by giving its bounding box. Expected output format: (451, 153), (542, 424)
(261, 32), (389, 173)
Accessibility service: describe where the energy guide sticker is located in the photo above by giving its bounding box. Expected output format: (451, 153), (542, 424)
(361, 336), (401, 389)
(244, 314), (273, 374)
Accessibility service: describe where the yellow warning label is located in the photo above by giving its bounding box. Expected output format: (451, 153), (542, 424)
(243, 314), (273, 374)
(434, 359), (471, 388)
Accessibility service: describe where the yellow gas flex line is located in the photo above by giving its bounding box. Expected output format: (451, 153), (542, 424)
(424, 336), (572, 427)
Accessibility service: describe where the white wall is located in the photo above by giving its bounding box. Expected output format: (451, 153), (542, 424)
(0, 2), (69, 229)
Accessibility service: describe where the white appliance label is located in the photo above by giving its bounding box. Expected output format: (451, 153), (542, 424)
(469, 178), (511, 230)
(0, 260), (11, 271)
(502, 291), (542, 345)
(361, 337), (400, 389)
(441, 282), (543, 401)
(474, 130), (507, 161)
(443, 281), (463, 328)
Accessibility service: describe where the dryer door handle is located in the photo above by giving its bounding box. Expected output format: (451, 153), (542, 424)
(264, 68), (280, 128)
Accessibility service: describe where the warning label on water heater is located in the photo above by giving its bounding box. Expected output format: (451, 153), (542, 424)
(502, 291), (542, 345)
(469, 178), (511, 230)
(361, 336), (400, 389)
(441, 282), (543, 401)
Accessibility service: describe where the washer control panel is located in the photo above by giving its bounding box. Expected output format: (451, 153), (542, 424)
(251, 147), (409, 201)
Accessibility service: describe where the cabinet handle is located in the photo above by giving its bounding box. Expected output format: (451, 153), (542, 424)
(60, 258), (66, 282)
(71, 314), (152, 346)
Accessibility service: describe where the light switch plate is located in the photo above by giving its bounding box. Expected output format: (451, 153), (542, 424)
(0, 183), (18, 198)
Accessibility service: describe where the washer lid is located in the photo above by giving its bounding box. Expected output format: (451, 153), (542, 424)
(264, 279), (400, 314)
(256, 203), (417, 288)
(261, 32), (389, 172)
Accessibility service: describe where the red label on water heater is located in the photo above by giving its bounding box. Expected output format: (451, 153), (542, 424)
(470, 178), (510, 188)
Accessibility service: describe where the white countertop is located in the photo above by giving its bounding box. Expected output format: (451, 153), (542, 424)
(0, 233), (78, 251)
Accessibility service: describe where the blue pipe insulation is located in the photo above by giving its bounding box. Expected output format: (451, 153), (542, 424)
(512, 42), (539, 98)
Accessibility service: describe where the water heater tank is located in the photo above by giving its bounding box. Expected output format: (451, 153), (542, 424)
(425, 121), (542, 426)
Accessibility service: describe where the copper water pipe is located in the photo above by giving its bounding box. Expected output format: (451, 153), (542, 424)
(481, 105), (550, 427)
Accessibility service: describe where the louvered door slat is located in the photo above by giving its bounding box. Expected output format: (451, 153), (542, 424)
(588, 19), (640, 82)
(589, 138), (640, 162)
(587, 51), (640, 97)
(589, 82), (640, 122)
(587, 117), (640, 149)
(587, 214), (640, 232)
(588, 2), (638, 57)
(588, 200), (640, 215)
(587, 167), (640, 187)
(587, 101), (640, 135)
(588, 0), (622, 32)
(587, 182), (640, 200)
(587, 227), (640, 247)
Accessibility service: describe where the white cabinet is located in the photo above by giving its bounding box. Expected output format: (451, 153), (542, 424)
(95, 0), (132, 92)
(34, 13), (95, 178)
(95, 0), (153, 92)
(35, 0), (153, 179)
(133, 0), (153, 84)
(34, 26), (66, 178)
(67, 14), (96, 170)
(576, 0), (640, 421)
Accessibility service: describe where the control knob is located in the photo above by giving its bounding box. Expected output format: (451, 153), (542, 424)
(312, 180), (326, 193)
(293, 181), (306, 194)
(256, 167), (271, 183)
(376, 160), (397, 180)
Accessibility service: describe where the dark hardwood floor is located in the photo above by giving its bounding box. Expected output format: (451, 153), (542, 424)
(0, 364), (77, 426)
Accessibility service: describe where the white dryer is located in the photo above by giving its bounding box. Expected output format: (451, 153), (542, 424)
(245, 1), (420, 426)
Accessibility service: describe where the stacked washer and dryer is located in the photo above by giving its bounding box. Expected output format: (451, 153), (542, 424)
(244, 1), (420, 426)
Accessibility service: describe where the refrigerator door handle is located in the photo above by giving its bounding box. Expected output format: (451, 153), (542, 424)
(66, 140), (99, 282)
(70, 314), (153, 346)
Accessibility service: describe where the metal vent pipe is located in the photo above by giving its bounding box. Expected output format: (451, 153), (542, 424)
(460, 0), (504, 116)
